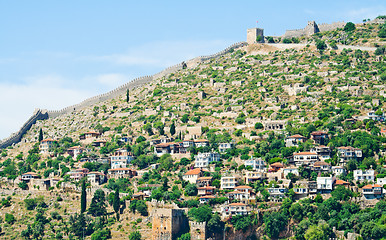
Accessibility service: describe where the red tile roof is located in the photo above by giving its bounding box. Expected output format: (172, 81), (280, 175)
(335, 180), (349, 185)
(184, 168), (202, 175)
(287, 134), (306, 139)
(235, 185), (252, 189)
(294, 152), (317, 155)
(229, 203), (247, 206)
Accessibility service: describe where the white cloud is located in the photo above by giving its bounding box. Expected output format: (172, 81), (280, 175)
(0, 77), (95, 140)
(94, 73), (130, 88)
(84, 39), (232, 68)
(345, 6), (386, 22)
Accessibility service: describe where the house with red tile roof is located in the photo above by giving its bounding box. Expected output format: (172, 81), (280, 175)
(183, 168), (203, 184)
(285, 134), (307, 147)
(293, 152), (319, 166)
(362, 184), (383, 199)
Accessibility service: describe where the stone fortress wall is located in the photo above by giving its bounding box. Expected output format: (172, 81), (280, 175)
(0, 41), (246, 149)
(283, 21), (345, 38)
(0, 109), (48, 149)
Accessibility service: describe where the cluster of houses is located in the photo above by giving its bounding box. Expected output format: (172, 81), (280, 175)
(32, 130), (385, 217)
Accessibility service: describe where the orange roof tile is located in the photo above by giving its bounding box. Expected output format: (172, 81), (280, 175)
(287, 134), (306, 139)
(294, 152), (317, 155)
(229, 203), (247, 206)
(184, 168), (202, 175)
(235, 185), (252, 189)
(199, 195), (215, 199)
(335, 180), (349, 185)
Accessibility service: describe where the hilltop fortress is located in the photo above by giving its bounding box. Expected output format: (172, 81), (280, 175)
(1, 18), (382, 149)
(247, 20), (346, 43)
(283, 20), (346, 38)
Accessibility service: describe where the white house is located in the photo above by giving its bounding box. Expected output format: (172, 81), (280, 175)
(362, 184), (383, 199)
(285, 134), (307, 147)
(317, 176), (336, 193)
(183, 168), (204, 184)
(219, 142), (235, 153)
(110, 149), (135, 169)
(194, 152), (220, 168)
(311, 146), (331, 160)
(283, 167), (299, 177)
(377, 178), (386, 186)
(354, 169), (375, 182)
(244, 158), (266, 171)
(332, 166), (346, 176)
(222, 203), (250, 217)
(293, 152), (319, 166)
(221, 176), (239, 190)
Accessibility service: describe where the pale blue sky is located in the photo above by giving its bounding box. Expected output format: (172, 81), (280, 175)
(0, 0), (385, 139)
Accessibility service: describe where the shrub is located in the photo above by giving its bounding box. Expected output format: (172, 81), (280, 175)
(4, 213), (15, 224)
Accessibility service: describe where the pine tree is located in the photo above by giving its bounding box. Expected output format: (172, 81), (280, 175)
(170, 121), (176, 136)
(126, 89), (130, 103)
(81, 180), (86, 213)
(38, 128), (43, 142)
(113, 187), (120, 220)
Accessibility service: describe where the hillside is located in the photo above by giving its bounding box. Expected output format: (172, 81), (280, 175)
(0, 19), (385, 240)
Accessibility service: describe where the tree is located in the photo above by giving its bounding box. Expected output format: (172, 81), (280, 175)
(38, 128), (43, 142)
(305, 221), (332, 240)
(254, 122), (263, 129)
(113, 188), (120, 220)
(263, 212), (287, 238)
(81, 179), (86, 213)
(181, 114), (189, 123)
(129, 231), (141, 240)
(188, 205), (212, 222)
(18, 181), (28, 190)
(316, 40), (327, 51)
(5, 213), (15, 224)
(91, 228), (111, 240)
(126, 89), (130, 103)
(184, 183), (198, 196)
(88, 189), (107, 217)
(344, 22), (356, 32)
(170, 121), (176, 136)
(331, 185), (352, 201)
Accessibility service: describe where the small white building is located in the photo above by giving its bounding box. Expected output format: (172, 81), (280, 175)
(110, 149), (135, 169)
(221, 176), (239, 190)
(354, 169), (375, 182)
(218, 142), (235, 153)
(377, 178), (386, 186)
(244, 157), (266, 171)
(222, 203), (250, 217)
(332, 166), (346, 176)
(285, 134), (307, 147)
(293, 152), (319, 166)
(183, 168), (203, 184)
(283, 167), (299, 177)
(317, 176), (336, 193)
(194, 152), (220, 168)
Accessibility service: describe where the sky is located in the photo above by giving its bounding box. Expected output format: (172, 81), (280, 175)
(0, 0), (385, 140)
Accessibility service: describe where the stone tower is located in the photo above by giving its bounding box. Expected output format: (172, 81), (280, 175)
(189, 221), (206, 240)
(152, 208), (188, 240)
(247, 28), (265, 44)
(304, 21), (319, 36)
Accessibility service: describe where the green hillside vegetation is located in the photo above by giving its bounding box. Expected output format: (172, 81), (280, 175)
(0, 19), (385, 239)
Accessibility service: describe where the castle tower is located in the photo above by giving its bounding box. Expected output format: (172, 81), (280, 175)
(304, 21), (319, 36)
(247, 28), (265, 44)
(190, 221), (206, 240)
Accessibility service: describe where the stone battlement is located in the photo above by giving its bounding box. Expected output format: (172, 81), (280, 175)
(283, 20), (345, 38)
